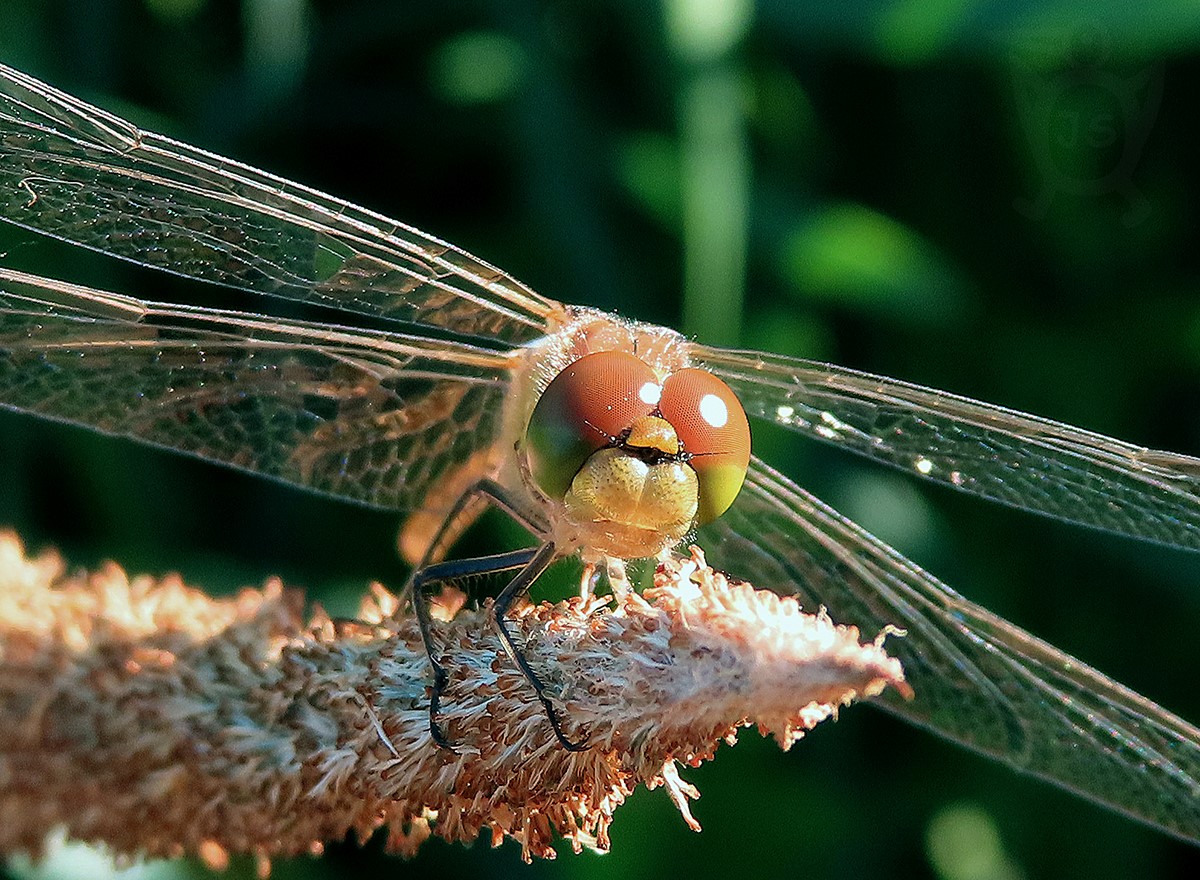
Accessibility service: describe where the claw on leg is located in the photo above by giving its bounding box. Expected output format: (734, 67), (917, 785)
(426, 659), (457, 752)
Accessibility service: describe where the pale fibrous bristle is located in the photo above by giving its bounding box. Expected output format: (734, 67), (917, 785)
(0, 531), (909, 867)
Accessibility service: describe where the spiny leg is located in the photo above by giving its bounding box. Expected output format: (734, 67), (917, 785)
(414, 542), (586, 751)
(491, 541), (590, 751)
(412, 547), (541, 749)
(405, 478), (553, 748)
(404, 477), (550, 583)
(408, 482), (490, 748)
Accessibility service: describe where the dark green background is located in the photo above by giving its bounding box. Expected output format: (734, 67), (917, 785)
(2, 1), (1200, 878)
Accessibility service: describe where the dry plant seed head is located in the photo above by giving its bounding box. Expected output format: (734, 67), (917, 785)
(0, 531), (909, 867)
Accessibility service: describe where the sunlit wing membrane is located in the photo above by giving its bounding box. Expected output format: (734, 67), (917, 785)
(0, 64), (562, 345)
(698, 459), (1200, 844)
(694, 345), (1200, 551)
(0, 268), (514, 512)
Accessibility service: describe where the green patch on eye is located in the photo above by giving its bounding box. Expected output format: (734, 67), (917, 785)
(524, 413), (595, 501)
(694, 461), (747, 524)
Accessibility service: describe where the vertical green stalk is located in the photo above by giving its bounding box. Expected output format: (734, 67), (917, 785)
(243, 0), (311, 103)
(666, 0), (753, 346)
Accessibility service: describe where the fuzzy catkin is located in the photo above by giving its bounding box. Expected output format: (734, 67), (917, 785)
(0, 533), (908, 866)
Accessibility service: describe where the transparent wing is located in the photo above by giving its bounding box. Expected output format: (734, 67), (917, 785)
(0, 267), (514, 512)
(0, 64), (562, 345)
(697, 459), (1200, 845)
(694, 345), (1200, 551)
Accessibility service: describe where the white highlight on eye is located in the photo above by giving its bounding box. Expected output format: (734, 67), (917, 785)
(699, 393), (728, 428)
(915, 457), (934, 475)
(639, 382), (662, 405)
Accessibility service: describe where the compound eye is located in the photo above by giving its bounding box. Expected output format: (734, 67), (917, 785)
(660, 368), (751, 524)
(525, 351), (660, 499)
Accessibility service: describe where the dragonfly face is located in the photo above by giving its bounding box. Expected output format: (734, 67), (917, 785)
(1, 63), (1199, 846)
(514, 323), (751, 562)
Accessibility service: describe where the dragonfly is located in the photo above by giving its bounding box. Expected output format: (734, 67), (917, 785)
(0, 63), (1199, 844)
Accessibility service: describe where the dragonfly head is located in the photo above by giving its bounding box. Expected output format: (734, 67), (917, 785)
(523, 351), (751, 557)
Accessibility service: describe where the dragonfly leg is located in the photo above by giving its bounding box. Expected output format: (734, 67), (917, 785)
(407, 477), (551, 575)
(406, 478), (558, 749)
(491, 541), (589, 752)
(412, 547), (542, 749)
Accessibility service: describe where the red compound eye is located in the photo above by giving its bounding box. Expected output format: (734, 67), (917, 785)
(525, 351), (660, 499)
(660, 368), (751, 524)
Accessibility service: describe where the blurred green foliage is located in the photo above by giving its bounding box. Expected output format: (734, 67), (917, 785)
(2, 0), (1200, 878)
